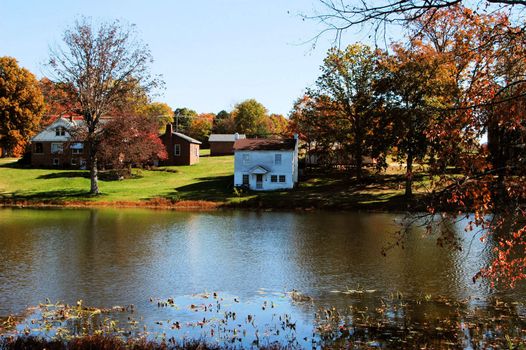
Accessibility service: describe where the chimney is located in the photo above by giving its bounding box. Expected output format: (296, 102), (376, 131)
(165, 123), (173, 135)
(234, 132), (240, 140)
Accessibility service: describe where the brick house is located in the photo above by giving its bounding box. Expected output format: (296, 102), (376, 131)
(208, 133), (246, 156)
(161, 124), (201, 166)
(30, 117), (87, 169)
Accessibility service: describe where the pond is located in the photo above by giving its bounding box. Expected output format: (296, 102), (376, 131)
(0, 208), (524, 348)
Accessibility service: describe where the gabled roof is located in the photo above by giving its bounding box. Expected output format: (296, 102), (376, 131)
(233, 138), (297, 151)
(31, 117), (83, 142)
(173, 132), (202, 144)
(209, 133), (246, 142)
(249, 165), (270, 174)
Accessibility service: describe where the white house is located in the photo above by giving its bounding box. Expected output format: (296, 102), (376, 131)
(233, 136), (299, 191)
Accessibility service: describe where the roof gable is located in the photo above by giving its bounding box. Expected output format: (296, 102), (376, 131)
(31, 117), (81, 142)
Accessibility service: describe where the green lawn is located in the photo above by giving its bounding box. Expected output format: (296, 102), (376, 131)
(0, 150), (431, 210)
(0, 149), (237, 205)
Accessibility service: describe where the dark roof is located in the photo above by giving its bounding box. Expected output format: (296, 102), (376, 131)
(233, 138), (297, 151)
(173, 132), (202, 144)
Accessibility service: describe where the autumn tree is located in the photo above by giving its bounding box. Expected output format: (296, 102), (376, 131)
(314, 3), (526, 286)
(311, 0), (525, 44)
(267, 114), (289, 136)
(47, 17), (160, 195)
(376, 43), (459, 197)
(232, 99), (269, 136)
(97, 115), (167, 175)
(139, 102), (174, 130)
(187, 113), (214, 143)
(310, 44), (384, 180)
(39, 78), (79, 126)
(289, 94), (346, 168)
(0, 57), (45, 157)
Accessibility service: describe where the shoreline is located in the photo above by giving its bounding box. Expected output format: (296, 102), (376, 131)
(0, 195), (428, 213)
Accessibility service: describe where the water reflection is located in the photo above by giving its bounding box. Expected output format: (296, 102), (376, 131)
(0, 207), (524, 321)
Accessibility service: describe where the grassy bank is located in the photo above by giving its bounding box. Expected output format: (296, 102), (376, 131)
(0, 151), (431, 211)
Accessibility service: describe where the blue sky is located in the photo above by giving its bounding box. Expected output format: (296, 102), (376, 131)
(0, 0), (377, 116)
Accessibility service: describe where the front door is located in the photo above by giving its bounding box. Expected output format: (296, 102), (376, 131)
(256, 174), (263, 189)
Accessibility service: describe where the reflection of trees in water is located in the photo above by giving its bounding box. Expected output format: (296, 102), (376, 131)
(286, 212), (482, 305)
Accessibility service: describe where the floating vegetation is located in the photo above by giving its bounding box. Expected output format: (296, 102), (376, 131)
(1, 291), (525, 349)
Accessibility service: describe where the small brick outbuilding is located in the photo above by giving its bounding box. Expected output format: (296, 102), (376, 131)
(161, 124), (201, 166)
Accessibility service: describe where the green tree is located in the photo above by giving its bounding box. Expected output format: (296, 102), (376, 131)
(212, 110), (235, 134)
(0, 57), (45, 157)
(232, 99), (269, 136)
(173, 107), (197, 134)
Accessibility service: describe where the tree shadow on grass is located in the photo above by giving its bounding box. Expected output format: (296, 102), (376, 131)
(238, 189), (426, 211)
(37, 171), (90, 179)
(163, 175), (233, 202)
(1, 189), (96, 202)
(36, 171), (143, 181)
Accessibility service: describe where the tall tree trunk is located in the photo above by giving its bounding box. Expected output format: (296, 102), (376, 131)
(354, 137), (363, 181)
(89, 153), (99, 195)
(405, 149), (413, 198)
(87, 131), (99, 195)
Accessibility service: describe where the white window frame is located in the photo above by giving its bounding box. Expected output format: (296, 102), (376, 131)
(195, 146), (199, 157)
(51, 142), (63, 154)
(242, 174), (249, 185)
(71, 143), (84, 154)
(242, 153), (250, 165)
(71, 158), (78, 166)
(174, 144), (181, 156)
(279, 175), (286, 183)
(55, 127), (66, 136)
(275, 154), (282, 165)
(52, 158), (60, 166)
(271, 175), (278, 183)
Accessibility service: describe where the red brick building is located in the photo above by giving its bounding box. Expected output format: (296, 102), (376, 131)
(208, 133), (246, 156)
(161, 124), (201, 166)
(30, 117), (87, 169)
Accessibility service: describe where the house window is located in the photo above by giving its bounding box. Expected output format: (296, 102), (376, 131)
(71, 142), (84, 154)
(271, 175), (278, 183)
(80, 159), (87, 169)
(34, 143), (43, 154)
(52, 158), (60, 166)
(275, 154), (282, 165)
(51, 143), (63, 154)
(71, 158), (78, 166)
(242, 153), (250, 165)
(242, 174), (249, 185)
(279, 175), (286, 183)
(174, 144), (181, 156)
(55, 127), (66, 136)
(195, 147), (199, 157)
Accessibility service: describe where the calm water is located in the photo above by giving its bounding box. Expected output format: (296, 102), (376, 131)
(0, 208), (524, 346)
